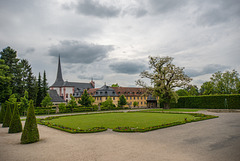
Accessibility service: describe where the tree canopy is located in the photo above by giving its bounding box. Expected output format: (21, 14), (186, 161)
(136, 56), (192, 109)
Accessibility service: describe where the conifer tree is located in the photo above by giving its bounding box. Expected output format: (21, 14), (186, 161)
(21, 100), (39, 144)
(0, 103), (6, 123)
(42, 70), (48, 98)
(9, 103), (22, 133)
(36, 73), (43, 107)
(2, 103), (12, 127)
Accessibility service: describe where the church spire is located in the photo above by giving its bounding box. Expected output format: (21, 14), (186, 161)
(51, 55), (64, 86)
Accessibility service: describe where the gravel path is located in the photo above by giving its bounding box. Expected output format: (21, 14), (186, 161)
(1, 111), (240, 161)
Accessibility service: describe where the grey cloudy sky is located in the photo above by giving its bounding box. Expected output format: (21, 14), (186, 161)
(0, 0), (239, 88)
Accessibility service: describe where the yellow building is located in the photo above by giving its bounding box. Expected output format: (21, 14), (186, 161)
(87, 85), (149, 108)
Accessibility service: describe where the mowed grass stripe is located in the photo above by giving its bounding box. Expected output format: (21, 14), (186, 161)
(47, 113), (196, 130)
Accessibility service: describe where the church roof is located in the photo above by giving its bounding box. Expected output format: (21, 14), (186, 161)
(51, 55), (64, 87)
(49, 90), (65, 102)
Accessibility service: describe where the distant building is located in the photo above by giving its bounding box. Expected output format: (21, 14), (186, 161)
(49, 56), (95, 104)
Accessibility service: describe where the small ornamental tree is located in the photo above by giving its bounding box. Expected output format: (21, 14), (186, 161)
(67, 95), (77, 112)
(19, 91), (29, 116)
(41, 93), (53, 108)
(101, 96), (115, 110)
(133, 101), (139, 107)
(78, 90), (91, 107)
(0, 103), (6, 123)
(2, 103), (12, 127)
(21, 100), (39, 144)
(9, 102), (22, 133)
(118, 95), (127, 107)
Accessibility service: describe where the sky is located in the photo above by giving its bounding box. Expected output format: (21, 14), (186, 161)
(0, 0), (240, 88)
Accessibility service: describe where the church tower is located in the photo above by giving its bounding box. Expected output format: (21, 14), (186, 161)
(51, 55), (64, 87)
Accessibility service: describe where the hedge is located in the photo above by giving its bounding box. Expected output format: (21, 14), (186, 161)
(171, 94), (240, 109)
(9, 103), (22, 133)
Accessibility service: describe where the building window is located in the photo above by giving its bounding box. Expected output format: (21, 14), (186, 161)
(137, 97), (139, 100)
(66, 93), (68, 98)
(141, 102), (142, 105)
(132, 92), (135, 94)
(106, 97), (108, 100)
(96, 92), (98, 94)
(126, 97), (128, 100)
(118, 92), (120, 94)
(134, 97), (135, 100)
(105, 91), (107, 94)
(100, 97), (102, 100)
(130, 97), (132, 100)
(113, 97), (115, 100)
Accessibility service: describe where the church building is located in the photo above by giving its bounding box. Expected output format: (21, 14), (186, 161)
(49, 56), (95, 103)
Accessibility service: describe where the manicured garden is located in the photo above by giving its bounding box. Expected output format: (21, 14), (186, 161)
(39, 111), (218, 133)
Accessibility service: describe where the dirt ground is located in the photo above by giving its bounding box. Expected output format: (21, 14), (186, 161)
(1, 111), (240, 161)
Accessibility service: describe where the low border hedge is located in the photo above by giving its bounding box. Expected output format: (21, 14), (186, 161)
(38, 112), (218, 133)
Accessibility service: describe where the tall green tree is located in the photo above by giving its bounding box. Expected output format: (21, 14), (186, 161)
(19, 91), (29, 116)
(42, 70), (48, 98)
(9, 102), (22, 133)
(36, 73), (43, 107)
(78, 90), (91, 107)
(200, 70), (240, 95)
(136, 56), (192, 109)
(0, 47), (20, 95)
(21, 100), (39, 144)
(68, 95), (77, 112)
(0, 59), (12, 103)
(118, 95), (127, 107)
(41, 93), (53, 108)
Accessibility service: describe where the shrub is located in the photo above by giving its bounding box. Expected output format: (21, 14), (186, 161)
(2, 103), (12, 127)
(0, 103), (6, 123)
(171, 94), (240, 109)
(21, 100), (39, 144)
(9, 103), (22, 133)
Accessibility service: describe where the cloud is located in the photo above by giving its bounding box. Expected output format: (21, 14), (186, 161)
(109, 61), (147, 74)
(196, 0), (240, 26)
(78, 74), (104, 80)
(185, 64), (231, 77)
(148, 0), (188, 14)
(49, 40), (113, 64)
(74, 0), (121, 18)
(26, 47), (35, 53)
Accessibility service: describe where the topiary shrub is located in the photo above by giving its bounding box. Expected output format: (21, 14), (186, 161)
(0, 103), (6, 124)
(21, 100), (39, 144)
(2, 103), (12, 127)
(9, 103), (22, 133)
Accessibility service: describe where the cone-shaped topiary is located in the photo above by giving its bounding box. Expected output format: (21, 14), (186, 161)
(9, 103), (22, 133)
(2, 103), (12, 127)
(21, 100), (39, 144)
(0, 103), (6, 124)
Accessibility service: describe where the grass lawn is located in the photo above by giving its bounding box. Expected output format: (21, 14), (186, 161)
(143, 108), (206, 112)
(45, 112), (197, 130)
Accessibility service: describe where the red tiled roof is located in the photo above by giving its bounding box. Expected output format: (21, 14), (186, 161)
(111, 87), (146, 97)
(87, 88), (99, 95)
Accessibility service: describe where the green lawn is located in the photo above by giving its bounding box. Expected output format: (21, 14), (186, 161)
(143, 108), (206, 112)
(46, 112), (197, 130)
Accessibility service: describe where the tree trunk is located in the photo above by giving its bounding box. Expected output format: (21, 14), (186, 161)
(163, 103), (170, 109)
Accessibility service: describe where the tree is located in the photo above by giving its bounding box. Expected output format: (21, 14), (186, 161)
(0, 47), (19, 94)
(133, 101), (139, 107)
(118, 95), (127, 107)
(111, 83), (119, 87)
(68, 95), (77, 112)
(136, 56), (192, 109)
(9, 102), (22, 133)
(176, 89), (189, 96)
(36, 72), (43, 107)
(19, 91), (29, 116)
(41, 93), (53, 108)
(101, 96), (115, 110)
(78, 90), (91, 107)
(0, 59), (12, 103)
(58, 103), (66, 113)
(200, 81), (215, 95)
(187, 85), (199, 96)
(42, 70), (48, 98)
(21, 100), (39, 144)
(2, 103), (12, 127)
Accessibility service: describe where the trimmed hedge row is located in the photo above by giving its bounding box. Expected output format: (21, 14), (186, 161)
(171, 94), (240, 109)
(113, 113), (218, 132)
(38, 118), (107, 133)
